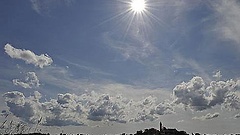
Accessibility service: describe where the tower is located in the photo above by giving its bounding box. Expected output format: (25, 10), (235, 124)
(160, 122), (162, 132)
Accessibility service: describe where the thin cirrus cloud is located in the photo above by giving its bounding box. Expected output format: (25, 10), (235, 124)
(4, 44), (53, 68)
(12, 72), (40, 89)
(29, 0), (75, 15)
(213, 0), (240, 45)
(103, 32), (157, 63)
(3, 91), (174, 126)
(170, 0), (240, 46)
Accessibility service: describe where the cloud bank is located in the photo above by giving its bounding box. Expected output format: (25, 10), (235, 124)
(4, 44), (53, 68)
(173, 76), (240, 111)
(3, 91), (173, 126)
(13, 72), (40, 89)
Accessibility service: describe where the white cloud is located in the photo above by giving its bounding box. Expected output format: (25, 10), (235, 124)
(4, 75), (240, 126)
(213, 71), (222, 81)
(173, 75), (240, 111)
(150, 100), (174, 116)
(3, 91), (25, 106)
(223, 91), (240, 110)
(208, 80), (240, 109)
(4, 44), (53, 68)
(192, 112), (220, 120)
(13, 72), (40, 89)
(173, 76), (209, 111)
(3, 91), (173, 126)
(30, 0), (44, 15)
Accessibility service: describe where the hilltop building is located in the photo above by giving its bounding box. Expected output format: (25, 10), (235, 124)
(133, 121), (188, 135)
(159, 121), (188, 135)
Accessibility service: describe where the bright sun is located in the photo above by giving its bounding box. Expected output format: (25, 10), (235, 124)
(130, 0), (146, 13)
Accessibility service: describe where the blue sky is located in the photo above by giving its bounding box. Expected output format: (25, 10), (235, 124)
(1, 0), (240, 134)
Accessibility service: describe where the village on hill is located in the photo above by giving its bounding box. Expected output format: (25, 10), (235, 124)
(2, 121), (240, 135)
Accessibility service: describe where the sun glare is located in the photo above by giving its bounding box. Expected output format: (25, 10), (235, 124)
(130, 0), (146, 13)
(98, 0), (165, 39)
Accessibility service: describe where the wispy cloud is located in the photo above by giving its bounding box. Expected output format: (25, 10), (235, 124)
(103, 32), (157, 63)
(172, 54), (212, 83)
(213, 0), (240, 46)
(4, 44), (53, 68)
(30, 0), (75, 15)
(58, 57), (115, 78)
(36, 66), (101, 94)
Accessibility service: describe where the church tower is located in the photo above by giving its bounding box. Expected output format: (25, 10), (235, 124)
(160, 122), (162, 132)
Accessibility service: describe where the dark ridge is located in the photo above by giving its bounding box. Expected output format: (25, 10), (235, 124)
(1, 122), (240, 135)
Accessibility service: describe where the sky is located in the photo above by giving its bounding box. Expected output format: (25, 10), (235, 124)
(1, 0), (240, 134)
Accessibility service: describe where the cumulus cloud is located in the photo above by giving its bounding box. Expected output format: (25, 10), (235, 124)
(213, 71), (222, 81)
(223, 91), (240, 110)
(150, 100), (174, 116)
(173, 76), (209, 111)
(3, 91), (173, 126)
(173, 76), (240, 111)
(13, 72), (40, 89)
(4, 44), (53, 68)
(192, 112), (220, 120)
